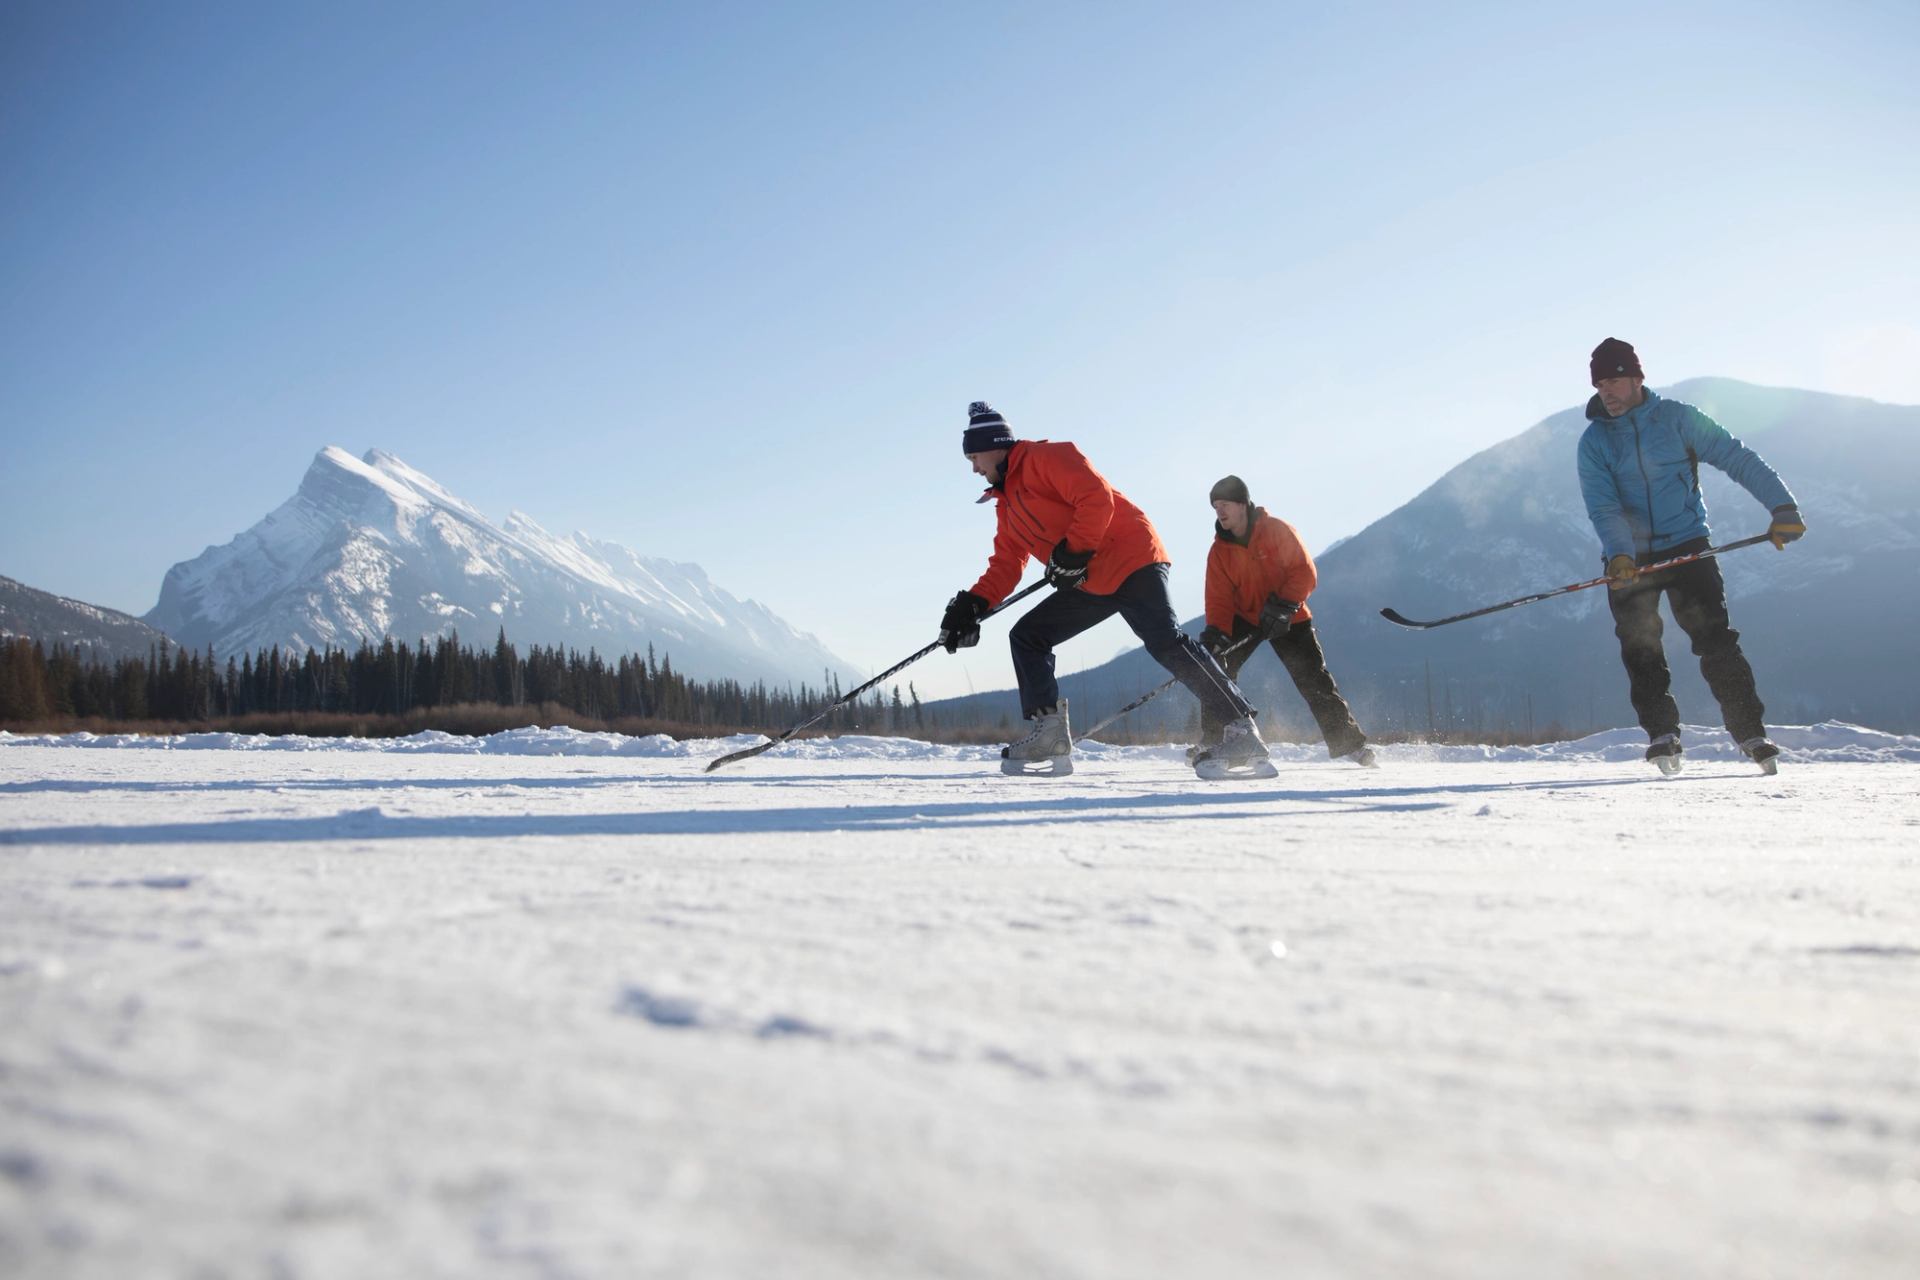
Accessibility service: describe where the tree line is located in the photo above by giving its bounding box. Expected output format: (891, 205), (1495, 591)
(0, 630), (947, 738)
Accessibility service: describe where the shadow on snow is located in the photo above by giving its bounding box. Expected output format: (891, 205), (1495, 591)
(0, 772), (1683, 846)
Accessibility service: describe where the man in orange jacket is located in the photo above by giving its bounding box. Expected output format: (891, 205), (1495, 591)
(1198, 475), (1376, 768)
(937, 403), (1271, 779)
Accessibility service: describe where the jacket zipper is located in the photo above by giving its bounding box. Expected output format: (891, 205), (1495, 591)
(1008, 493), (1046, 543)
(1629, 414), (1656, 553)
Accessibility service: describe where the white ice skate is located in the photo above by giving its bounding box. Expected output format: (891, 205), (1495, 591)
(1002, 702), (1073, 777)
(1193, 716), (1278, 781)
(1344, 745), (1380, 769)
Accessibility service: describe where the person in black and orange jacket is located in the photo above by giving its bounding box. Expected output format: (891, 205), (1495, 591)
(937, 403), (1270, 779)
(1199, 474), (1375, 768)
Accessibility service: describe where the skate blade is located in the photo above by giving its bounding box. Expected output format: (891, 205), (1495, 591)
(1194, 758), (1279, 782)
(1001, 755), (1073, 777)
(1754, 757), (1778, 776)
(1653, 756), (1684, 777)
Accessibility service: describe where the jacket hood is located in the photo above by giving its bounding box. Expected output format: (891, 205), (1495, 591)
(1587, 387), (1662, 424)
(1213, 504), (1268, 547)
(974, 439), (1029, 503)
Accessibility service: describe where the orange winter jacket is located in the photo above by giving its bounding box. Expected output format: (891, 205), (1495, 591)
(1205, 508), (1317, 629)
(969, 440), (1170, 606)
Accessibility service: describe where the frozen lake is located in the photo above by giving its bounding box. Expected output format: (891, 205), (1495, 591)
(4, 728), (1919, 1278)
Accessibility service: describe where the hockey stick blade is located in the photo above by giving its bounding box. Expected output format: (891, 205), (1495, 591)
(1378, 607), (1437, 630)
(705, 739), (781, 773)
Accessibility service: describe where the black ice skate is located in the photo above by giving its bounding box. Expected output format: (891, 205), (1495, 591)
(1646, 733), (1684, 777)
(1739, 736), (1782, 777)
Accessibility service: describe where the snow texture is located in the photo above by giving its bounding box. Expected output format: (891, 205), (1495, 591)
(3, 724), (1919, 1279)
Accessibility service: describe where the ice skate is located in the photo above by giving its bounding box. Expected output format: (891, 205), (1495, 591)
(1001, 701), (1073, 777)
(1184, 737), (1219, 767)
(1193, 716), (1277, 781)
(1344, 745), (1380, 769)
(1645, 732), (1683, 777)
(1739, 736), (1781, 776)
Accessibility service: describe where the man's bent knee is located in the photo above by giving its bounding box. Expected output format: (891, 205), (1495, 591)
(1690, 624), (1742, 658)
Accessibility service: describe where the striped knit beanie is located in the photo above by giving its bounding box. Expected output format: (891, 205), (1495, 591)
(962, 401), (1015, 454)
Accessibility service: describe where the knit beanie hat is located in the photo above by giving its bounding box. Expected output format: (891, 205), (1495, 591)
(961, 401), (1015, 454)
(1208, 474), (1251, 506)
(1590, 337), (1644, 385)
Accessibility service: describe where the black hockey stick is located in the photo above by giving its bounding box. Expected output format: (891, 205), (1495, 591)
(1073, 631), (1261, 743)
(705, 578), (1049, 772)
(1378, 533), (1772, 630)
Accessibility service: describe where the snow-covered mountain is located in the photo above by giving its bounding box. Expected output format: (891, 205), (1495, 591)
(1, 575), (178, 663)
(143, 448), (852, 688)
(930, 380), (1920, 735)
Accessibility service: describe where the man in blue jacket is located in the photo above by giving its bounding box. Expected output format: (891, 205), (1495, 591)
(1577, 338), (1806, 775)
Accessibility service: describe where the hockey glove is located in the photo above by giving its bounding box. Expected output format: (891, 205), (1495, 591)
(1258, 596), (1301, 641)
(1198, 625), (1232, 658)
(1767, 504), (1805, 549)
(1044, 540), (1094, 590)
(1605, 554), (1640, 589)
(938, 590), (988, 653)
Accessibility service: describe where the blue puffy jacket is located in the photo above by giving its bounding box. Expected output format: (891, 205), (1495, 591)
(1576, 389), (1795, 564)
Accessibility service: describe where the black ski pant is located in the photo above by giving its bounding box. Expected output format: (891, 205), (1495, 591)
(1199, 617), (1369, 757)
(1009, 563), (1254, 726)
(1605, 535), (1767, 744)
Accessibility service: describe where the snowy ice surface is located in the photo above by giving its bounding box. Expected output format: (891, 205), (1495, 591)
(7, 718), (1920, 763)
(3, 726), (1918, 1278)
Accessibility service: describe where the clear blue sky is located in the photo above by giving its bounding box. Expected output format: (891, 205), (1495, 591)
(4, 1), (1916, 700)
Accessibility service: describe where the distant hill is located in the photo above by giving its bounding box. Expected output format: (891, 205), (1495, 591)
(142, 447), (855, 688)
(1, 575), (177, 663)
(925, 380), (1920, 737)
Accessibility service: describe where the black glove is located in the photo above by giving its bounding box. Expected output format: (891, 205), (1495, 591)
(938, 590), (988, 653)
(1198, 625), (1232, 658)
(1044, 540), (1093, 589)
(1258, 596), (1300, 641)
(1768, 504), (1805, 549)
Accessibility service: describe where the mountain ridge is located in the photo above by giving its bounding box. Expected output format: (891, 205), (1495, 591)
(1, 575), (179, 664)
(142, 448), (854, 688)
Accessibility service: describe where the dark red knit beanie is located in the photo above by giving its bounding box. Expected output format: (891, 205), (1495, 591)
(1590, 337), (1644, 385)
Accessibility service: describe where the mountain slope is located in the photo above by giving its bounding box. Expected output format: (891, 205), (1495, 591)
(927, 380), (1920, 736)
(142, 448), (852, 688)
(1, 575), (178, 663)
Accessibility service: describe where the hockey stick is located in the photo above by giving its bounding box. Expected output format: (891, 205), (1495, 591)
(1378, 533), (1772, 630)
(1073, 631), (1261, 743)
(705, 578), (1050, 772)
